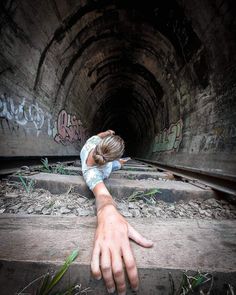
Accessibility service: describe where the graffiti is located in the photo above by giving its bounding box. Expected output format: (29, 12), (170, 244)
(0, 93), (87, 145)
(198, 124), (236, 152)
(0, 93), (53, 136)
(54, 110), (87, 145)
(153, 119), (183, 153)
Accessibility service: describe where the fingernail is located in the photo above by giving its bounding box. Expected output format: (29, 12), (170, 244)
(133, 286), (139, 291)
(107, 287), (115, 293)
(96, 275), (102, 280)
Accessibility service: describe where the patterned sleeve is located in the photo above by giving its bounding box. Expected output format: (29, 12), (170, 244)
(111, 160), (121, 171)
(80, 135), (101, 166)
(83, 168), (103, 190)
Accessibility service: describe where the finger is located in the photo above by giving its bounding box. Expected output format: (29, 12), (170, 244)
(91, 243), (102, 280)
(128, 224), (154, 248)
(121, 242), (139, 291)
(101, 248), (115, 293)
(112, 250), (126, 295)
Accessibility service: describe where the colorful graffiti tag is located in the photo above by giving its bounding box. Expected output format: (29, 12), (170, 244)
(0, 93), (87, 145)
(54, 110), (87, 145)
(153, 119), (183, 153)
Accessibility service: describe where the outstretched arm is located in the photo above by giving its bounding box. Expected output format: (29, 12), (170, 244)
(97, 130), (115, 138)
(91, 182), (153, 294)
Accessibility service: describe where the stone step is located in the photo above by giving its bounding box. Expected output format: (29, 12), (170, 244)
(122, 166), (158, 172)
(122, 163), (153, 167)
(0, 214), (235, 295)
(110, 171), (168, 180)
(65, 166), (168, 180)
(12, 172), (217, 202)
(66, 165), (158, 173)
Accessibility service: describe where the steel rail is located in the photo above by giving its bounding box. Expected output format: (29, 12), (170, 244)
(135, 158), (236, 197)
(1, 156), (236, 197)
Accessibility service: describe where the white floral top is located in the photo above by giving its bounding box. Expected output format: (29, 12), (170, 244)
(80, 135), (121, 190)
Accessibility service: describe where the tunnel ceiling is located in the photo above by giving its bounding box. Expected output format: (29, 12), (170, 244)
(21, 0), (203, 154)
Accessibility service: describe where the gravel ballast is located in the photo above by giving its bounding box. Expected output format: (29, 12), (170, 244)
(0, 179), (235, 220)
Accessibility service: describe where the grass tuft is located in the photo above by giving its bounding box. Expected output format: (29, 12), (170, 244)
(16, 172), (35, 193)
(128, 189), (160, 204)
(17, 249), (91, 295)
(40, 158), (77, 176)
(169, 271), (214, 295)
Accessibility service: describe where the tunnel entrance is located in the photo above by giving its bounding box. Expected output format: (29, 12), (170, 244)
(90, 88), (160, 156)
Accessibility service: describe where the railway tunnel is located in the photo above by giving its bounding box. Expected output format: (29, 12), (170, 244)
(0, 0), (236, 294)
(0, 0), (236, 178)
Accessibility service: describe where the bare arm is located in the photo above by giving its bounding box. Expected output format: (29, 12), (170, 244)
(97, 130), (115, 139)
(91, 182), (153, 294)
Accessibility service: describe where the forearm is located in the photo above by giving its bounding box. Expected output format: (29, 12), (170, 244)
(92, 182), (116, 213)
(90, 181), (153, 294)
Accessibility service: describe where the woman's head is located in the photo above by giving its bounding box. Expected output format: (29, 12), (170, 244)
(93, 135), (125, 165)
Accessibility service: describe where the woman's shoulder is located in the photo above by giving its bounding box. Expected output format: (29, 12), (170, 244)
(86, 135), (101, 145)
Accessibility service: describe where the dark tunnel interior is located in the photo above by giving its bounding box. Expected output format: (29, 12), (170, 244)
(73, 0), (203, 156)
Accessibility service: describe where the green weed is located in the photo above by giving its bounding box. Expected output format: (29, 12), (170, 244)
(227, 284), (235, 295)
(169, 271), (213, 295)
(41, 158), (51, 173)
(128, 188), (160, 204)
(53, 164), (68, 175)
(17, 173), (35, 193)
(17, 249), (91, 295)
(40, 158), (77, 176)
(126, 174), (136, 180)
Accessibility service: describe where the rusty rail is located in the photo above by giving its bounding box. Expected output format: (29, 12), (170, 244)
(135, 158), (236, 197)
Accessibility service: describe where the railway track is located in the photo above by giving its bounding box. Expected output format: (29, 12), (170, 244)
(1, 156), (235, 198)
(0, 158), (235, 294)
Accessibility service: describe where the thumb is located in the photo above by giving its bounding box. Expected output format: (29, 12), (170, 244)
(127, 223), (154, 248)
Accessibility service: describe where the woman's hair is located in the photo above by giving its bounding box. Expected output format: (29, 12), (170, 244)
(93, 135), (125, 165)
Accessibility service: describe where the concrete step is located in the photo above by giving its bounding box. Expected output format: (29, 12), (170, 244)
(65, 166), (168, 180)
(122, 163), (153, 168)
(122, 166), (158, 172)
(0, 214), (235, 295)
(110, 171), (168, 180)
(12, 172), (217, 202)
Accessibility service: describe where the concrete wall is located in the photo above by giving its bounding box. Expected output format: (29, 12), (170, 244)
(145, 0), (236, 178)
(0, 0), (235, 178)
(0, 0), (88, 157)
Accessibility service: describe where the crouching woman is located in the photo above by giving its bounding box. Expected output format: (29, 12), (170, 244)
(80, 130), (153, 295)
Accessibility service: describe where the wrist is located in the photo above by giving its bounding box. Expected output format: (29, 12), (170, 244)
(95, 194), (116, 214)
(97, 202), (117, 217)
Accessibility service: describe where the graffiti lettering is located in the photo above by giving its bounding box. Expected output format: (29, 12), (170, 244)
(0, 93), (48, 136)
(54, 110), (87, 145)
(0, 94), (87, 145)
(153, 119), (183, 153)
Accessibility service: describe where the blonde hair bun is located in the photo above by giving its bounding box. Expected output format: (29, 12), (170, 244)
(93, 154), (106, 165)
(93, 135), (125, 165)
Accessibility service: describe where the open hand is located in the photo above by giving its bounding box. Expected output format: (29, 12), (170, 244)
(107, 130), (115, 135)
(91, 205), (153, 294)
(119, 157), (131, 166)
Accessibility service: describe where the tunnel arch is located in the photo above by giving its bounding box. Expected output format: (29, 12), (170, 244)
(0, 0), (235, 177)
